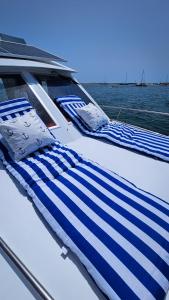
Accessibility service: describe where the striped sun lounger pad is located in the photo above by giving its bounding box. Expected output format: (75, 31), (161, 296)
(55, 95), (169, 162)
(0, 140), (169, 300)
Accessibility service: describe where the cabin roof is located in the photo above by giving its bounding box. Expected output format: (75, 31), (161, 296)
(0, 33), (65, 63)
(0, 57), (75, 73)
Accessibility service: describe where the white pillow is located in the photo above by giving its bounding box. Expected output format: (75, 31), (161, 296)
(0, 109), (55, 161)
(76, 103), (109, 131)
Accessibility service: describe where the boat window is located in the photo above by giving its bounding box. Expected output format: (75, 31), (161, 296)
(0, 75), (55, 128)
(0, 78), (8, 100)
(36, 74), (91, 120)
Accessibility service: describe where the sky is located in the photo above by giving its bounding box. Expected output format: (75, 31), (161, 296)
(0, 0), (169, 83)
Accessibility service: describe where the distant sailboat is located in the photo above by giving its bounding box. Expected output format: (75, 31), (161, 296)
(112, 72), (135, 87)
(136, 69), (147, 87)
(119, 72), (129, 85)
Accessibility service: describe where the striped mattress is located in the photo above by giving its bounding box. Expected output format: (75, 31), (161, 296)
(0, 140), (169, 299)
(55, 95), (169, 162)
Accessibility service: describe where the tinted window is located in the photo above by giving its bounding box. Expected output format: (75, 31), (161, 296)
(36, 74), (91, 120)
(37, 74), (90, 101)
(0, 75), (55, 128)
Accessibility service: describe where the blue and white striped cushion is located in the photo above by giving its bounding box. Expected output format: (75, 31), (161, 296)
(56, 95), (169, 162)
(57, 95), (95, 130)
(0, 141), (169, 300)
(0, 97), (33, 121)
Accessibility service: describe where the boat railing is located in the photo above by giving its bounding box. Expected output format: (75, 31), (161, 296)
(0, 237), (55, 300)
(100, 105), (169, 118)
(99, 105), (169, 135)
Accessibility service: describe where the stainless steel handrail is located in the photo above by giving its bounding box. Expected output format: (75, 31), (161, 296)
(0, 237), (55, 300)
(100, 105), (169, 116)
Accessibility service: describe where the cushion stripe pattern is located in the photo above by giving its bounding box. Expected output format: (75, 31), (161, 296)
(0, 141), (169, 300)
(56, 95), (169, 162)
(0, 97), (32, 121)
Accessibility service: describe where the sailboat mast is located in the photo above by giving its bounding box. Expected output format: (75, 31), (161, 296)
(125, 72), (128, 84)
(141, 69), (145, 84)
(136, 69), (147, 86)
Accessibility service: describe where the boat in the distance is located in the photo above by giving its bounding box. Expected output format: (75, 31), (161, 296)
(159, 82), (169, 86)
(159, 76), (169, 86)
(136, 69), (147, 87)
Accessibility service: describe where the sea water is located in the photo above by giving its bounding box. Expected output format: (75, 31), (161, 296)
(83, 84), (169, 136)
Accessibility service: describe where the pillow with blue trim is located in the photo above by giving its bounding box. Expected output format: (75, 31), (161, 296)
(0, 109), (55, 161)
(76, 103), (109, 131)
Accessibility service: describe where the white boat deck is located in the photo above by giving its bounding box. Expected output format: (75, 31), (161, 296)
(68, 136), (169, 201)
(0, 135), (169, 300)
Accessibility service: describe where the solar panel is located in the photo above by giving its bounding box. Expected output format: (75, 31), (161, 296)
(0, 34), (65, 62)
(0, 33), (26, 44)
(0, 46), (9, 53)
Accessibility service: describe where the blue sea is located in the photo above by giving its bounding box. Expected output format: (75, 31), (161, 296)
(83, 84), (169, 136)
